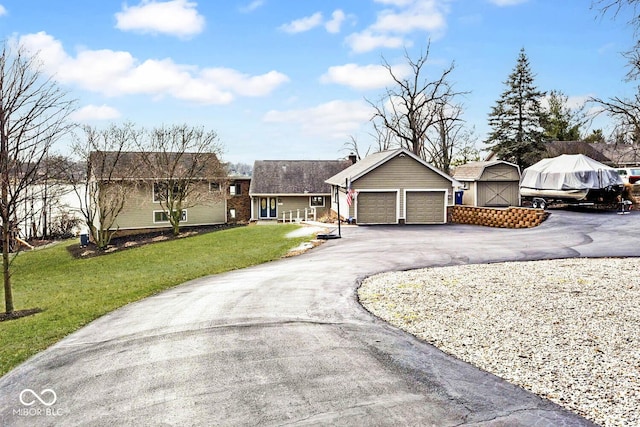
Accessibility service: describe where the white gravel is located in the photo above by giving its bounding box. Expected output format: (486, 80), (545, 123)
(358, 258), (640, 427)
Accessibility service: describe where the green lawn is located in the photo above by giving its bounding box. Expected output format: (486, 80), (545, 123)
(0, 224), (311, 377)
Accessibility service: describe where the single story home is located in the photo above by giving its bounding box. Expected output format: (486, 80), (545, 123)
(249, 159), (353, 221)
(453, 160), (521, 207)
(326, 148), (461, 225)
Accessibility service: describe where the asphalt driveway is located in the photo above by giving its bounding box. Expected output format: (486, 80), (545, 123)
(2, 209), (638, 426)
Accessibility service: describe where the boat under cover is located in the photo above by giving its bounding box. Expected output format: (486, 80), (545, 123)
(520, 154), (624, 203)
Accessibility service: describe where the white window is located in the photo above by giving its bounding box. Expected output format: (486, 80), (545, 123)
(153, 182), (183, 203)
(153, 210), (187, 223)
(310, 196), (324, 207)
(229, 182), (241, 196)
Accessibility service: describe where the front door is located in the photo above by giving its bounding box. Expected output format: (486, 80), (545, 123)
(260, 197), (277, 218)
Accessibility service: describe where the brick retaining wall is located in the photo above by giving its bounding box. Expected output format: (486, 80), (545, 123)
(448, 205), (549, 228)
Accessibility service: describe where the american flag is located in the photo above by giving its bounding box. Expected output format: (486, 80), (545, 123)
(346, 179), (354, 207)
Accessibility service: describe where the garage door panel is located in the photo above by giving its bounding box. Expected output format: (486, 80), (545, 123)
(357, 192), (397, 224)
(406, 191), (445, 224)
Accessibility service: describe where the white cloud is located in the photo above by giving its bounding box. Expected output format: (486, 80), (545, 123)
(279, 12), (323, 34)
(488, 0), (528, 5)
(374, 0), (415, 6)
(541, 93), (591, 110)
(201, 68), (290, 97)
(346, 0), (450, 53)
(239, 0), (264, 13)
(18, 32), (289, 104)
(0, 5), (7, 17)
(371, 5), (446, 34)
(345, 31), (406, 53)
(70, 104), (122, 122)
(115, 0), (205, 38)
(325, 10), (346, 34)
(320, 63), (410, 90)
(263, 100), (373, 138)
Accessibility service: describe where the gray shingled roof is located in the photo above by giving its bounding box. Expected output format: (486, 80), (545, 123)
(249, 160), (352, 195)
(452, 160), (518, 181)
(89, 151), (222, 180)
(545, 141), (612, 164)
(326, 148), (460, 187)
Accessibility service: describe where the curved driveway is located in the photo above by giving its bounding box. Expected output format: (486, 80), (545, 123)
(2, 209), (638, 426)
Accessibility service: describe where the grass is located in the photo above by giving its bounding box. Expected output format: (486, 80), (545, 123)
(0, 224), (311, 377)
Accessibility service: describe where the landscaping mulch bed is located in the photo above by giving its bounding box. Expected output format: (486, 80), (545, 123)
(0, 307), (43, 322)
(67, 224), (244, 259)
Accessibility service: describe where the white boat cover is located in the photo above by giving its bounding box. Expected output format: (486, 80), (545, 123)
(520, 154), (623, 190)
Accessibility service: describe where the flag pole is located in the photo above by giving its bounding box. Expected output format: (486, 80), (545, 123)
(336, 185), (341, 237)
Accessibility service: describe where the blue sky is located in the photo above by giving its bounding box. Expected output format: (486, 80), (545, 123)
(0, 0), (635, 164)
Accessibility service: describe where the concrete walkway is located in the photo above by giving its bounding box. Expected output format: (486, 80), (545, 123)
(2, 209), (637, 426)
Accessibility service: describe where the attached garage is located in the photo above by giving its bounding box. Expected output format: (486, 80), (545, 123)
(326, 148), (460, 225)
(453, 161), (521, 207)
(357, 191), (398, 224)
(405, 191), (446, 224)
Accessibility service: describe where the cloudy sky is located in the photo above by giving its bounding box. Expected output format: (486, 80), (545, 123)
(0, 0), (634, 164)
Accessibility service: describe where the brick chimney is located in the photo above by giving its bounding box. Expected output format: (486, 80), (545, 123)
(348, 153), (357, 164)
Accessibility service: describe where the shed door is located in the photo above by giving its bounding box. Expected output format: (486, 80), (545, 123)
(479, 181), (518, 207)
(357, 192), (397, 224)
(406, 191), (445, 224)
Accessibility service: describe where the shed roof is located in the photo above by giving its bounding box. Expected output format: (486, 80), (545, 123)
(326, 148), (460, 187)
(453, 160), (519, 181)
(249, 159), (352, 195)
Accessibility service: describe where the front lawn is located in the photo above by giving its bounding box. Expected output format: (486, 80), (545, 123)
(0, 224), (310, 377)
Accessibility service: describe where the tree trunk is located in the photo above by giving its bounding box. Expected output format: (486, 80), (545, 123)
(2, 226), (13, 314)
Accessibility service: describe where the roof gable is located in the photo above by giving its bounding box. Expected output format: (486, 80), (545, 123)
(326, 148), (460, 187)
(249, 159), (352, 195)
(453, 160), (519, 181)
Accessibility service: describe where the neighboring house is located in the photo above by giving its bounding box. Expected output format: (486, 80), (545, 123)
(249, 159), (353, 221)
(15, 183), (85, 240)
(453, 161), (521, 207)
(586, 142), (640, 167)
(545, 140), (613, 164)
(91, 151), (231, 233)
(486, 140), (640, 168)
(326, 148), (461, 225)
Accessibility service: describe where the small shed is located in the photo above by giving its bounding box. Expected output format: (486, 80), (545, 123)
(453, 160), (521, 207)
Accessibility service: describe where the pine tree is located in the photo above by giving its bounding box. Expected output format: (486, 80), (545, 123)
(485, 48), (546, 168)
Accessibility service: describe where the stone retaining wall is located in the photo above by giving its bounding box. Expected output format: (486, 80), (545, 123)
(448, 205), (549, 228)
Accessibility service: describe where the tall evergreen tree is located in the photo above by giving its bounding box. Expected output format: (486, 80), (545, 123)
(485, 48), (546, 168)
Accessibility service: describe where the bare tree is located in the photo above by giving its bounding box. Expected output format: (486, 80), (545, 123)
(593, 0), (640, 80)
(368, 43), (469, 172)
(70, 123), (141, 249)
(342, 135), (370, 162)
(591, 1), (640, 151)
(423, 99), (470, 175)
(0, 42), (75, 314)
(138, 124), (226, 236)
